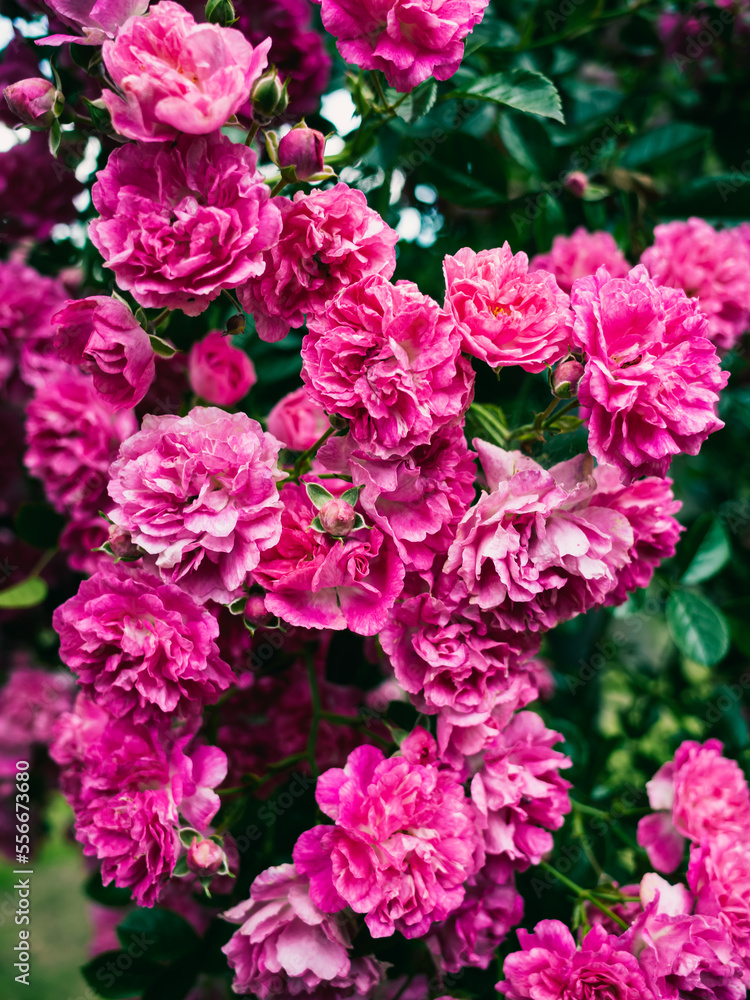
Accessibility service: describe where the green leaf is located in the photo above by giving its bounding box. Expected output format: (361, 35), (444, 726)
(305, 482), (334, 510)
(666, 590), (730, 666)
(394, 78), (437, 124)
(659, 174), (750, 221)
(0, 577), (47, 609)
(148, 334), (177, 358)
(619, 123), (710, 169)
(81, 951), (159, 999)
(48, 118), (61, 158)
(116, 908), (199, 964)
(681, 518), (731, 585)
(445, 69), (565, 124)
(340, 486), (362, 506)
(499, 112), (556, 175)
(466, 403), (509, 448)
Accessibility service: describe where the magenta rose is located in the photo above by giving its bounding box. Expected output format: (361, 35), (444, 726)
(302, 275), (474, 458)
(293, 733), (481, 938)
(107, 407), (285, 605)
(689, 835), (750, 985)
(188, 330), (256, 406)
(4, 77), (57, 127)
(571, 264), (728, 482)
(239, 184), (398, 342)
(89, 132), (282, 316)
(443, 244), (572, 372)
(253, 482), (405, 635)
(53, 562), (235, 725)
(101, 1), (271, 141)
(53, 296), (155, 410)
(313, 0), (489, 91)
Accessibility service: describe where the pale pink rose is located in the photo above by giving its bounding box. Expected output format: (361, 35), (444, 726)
(222, 864), (384, 998)
(40, 0), (149, 45)
(571, 265), (728, 482)
(89, 132), (282, 317)
(53, 296), (155, 410)
(188, 330), (256, 406)
(443, 244), (572, 372)
(641, 217), (750, 351)
(530, 227), (630, 294)
(313, 0), (490, 92)
(266, 386), (330, 451)
(101, 1), (271, 142)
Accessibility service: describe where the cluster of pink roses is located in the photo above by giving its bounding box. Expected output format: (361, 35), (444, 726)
(497, 740), (750, 999)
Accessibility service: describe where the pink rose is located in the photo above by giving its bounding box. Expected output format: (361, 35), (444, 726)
(277, 124), (327, 180)
(443, 244), (572, 372)
(530, 227), (630, 294)
(266, 386), (329, 451)
(39, 0), (149, 45)
(53, 296), (155, 410)
(571, 265), (728, 482)
(188, 330), (256, 406)
(4, 78), (57, 127)
(101, 1), (271, 142)
(89, 132), (281, 316)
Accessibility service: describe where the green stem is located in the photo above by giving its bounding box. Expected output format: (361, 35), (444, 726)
(370, 71), (391, 113)
(221, 288), (244, 314)
(270, 177), (288, 197)
(539, 861), (629, 930)
(291, 424), (337, 480)
(542, 398), (578, 429)
(245, 121), (260, 146)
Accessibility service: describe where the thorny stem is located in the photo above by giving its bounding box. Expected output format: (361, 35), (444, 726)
(539, 861), (629, 930)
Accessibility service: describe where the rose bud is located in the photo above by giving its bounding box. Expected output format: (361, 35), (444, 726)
(188, 330), (256, 406)
(108, 525), (140, 560)
(563, 171), (589, 198)
(552, 357), (585, 398)
(250, 69), (289, 125)
(278, 124), (326, 181)
(319, 498), (357, 537)
(187, 838), (226, 878)
(4, 78), (59, 128)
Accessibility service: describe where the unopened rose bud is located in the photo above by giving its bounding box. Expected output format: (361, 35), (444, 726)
(108, 525), (140, 559)
(563, 171), (589, 198)
(244, 594), (269, 624)
(205, 0), (235, 26)
(552, 358), (585, 398)
(225, 313), (245, 336)
(187, 838), (226, 878)
(4, 78), (59, 128)
(278, 124), (326, 181)
(250, 69), (289, 125)
(319, 498), (357, 537)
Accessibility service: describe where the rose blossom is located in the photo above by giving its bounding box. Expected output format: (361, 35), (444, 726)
(53, 562), (235, 725)
(471, 711), (571, 868)
(497, 920), (655, 1000)
(89, 132), (282, 317)
(25, 369), (136, 519)
(0, 258), (66, 396)
(622, 873), (745, 1000)
(239, 184), (398, 342)
(253, 482), (405, 635)
(571, 265), (728, 482)
(638, 739), (750, 873)
(277, 124), (327, 180)
(313, 0), (490, 92)
(641, 217), (750, 351)
(380, 592), (539, 720)
(222, 864), (384, 998)
(107, 407), (284, 605)
(301, 275), (474, 458)
(443, 244), (572, 372)
(319, 426), (476, 571)
(101, 2), (270, 141)
(293, 731), (481, 938)
(530, 227), (630, 294)
(427, 856), (523, 973)
(188, 330), (256, 406)
(39, 0), (149, 45)
(267, 387), (329, 451)
(689, 835), (750, 984)
(4, 78), (57, 127)
(443, 444), (635, 633)
(51, 695), (227, 906)
(53, 296), (155, 410)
